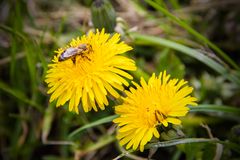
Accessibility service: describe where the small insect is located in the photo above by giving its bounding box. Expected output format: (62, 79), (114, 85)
(58, 44), (91, 63)
(154, 110), (166, 123)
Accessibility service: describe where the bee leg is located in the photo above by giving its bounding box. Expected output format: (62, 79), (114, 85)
(72, 56), (76, 64)
(86, 56), (91, 61)
(83, 55), (91, 61)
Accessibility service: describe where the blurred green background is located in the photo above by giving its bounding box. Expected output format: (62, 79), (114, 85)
(0, 0), (240, 159)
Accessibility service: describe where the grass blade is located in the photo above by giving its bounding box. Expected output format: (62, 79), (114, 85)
(146, 138), (218, 148)
(130, 33), (240, 85)
(24, 41), (37, 93)
(189, 104), (240, 115)
(68, 115), (118, 139)
(0, 24), (26, 41)
(144, 0), (239, 69)
(146, 138), (240, 153)
(0, 81), (43, 112)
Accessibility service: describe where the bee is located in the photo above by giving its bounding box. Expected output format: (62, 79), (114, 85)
(154, 110), (166, 123)
(58, 44), (91, 63)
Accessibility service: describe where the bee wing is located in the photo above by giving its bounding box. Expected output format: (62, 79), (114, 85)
(64, 48), (79, 57)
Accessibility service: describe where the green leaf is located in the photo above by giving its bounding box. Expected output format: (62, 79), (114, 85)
(146, 138), (240, 154)
(130, 33), (240, 85)
(144, 0), (239, 70)
(0, 81), (43, 112)
(0, 24), (26, 41)
(202, 143), (217, 160)
(178, 142), (215, 160)
(146, 138), (218, 149)
(189, 104), (240, 122)
(24, 41), (37, 94)
(183, 143), (205, 160)
(189, 104), (240, 115)
(68, 115), (118, 139)
(84, 135), (115, 152)
(156, 48), (185, 79)
(42, 104), (55, 141)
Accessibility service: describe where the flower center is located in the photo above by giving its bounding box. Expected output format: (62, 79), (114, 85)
(145, 106), (167, 127)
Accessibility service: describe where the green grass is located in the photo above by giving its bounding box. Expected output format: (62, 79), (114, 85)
(0, 0), (240, 159)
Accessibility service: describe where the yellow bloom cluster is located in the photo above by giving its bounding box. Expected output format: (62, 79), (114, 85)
(45, 29), (197, 152)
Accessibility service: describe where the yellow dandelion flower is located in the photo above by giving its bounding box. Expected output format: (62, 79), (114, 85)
(45, 29), (136, 114)
(113, 71), (197, 152)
